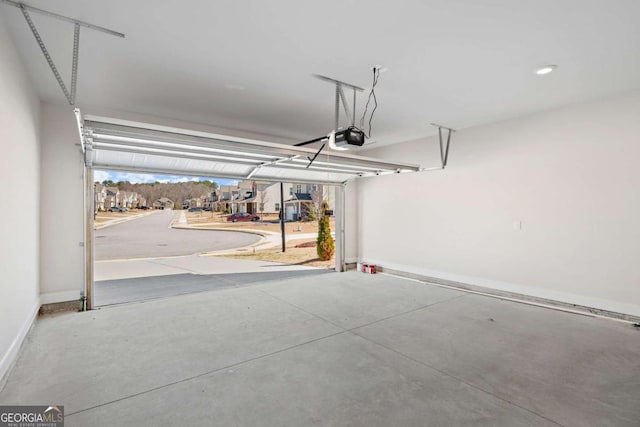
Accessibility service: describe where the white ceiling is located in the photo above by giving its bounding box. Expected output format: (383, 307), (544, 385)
(2, 0), (639, 146)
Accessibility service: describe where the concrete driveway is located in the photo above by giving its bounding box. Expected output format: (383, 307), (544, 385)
(95, 210), (262, 260)
(94, 255), (326, 307)
(94, 209), (324, 307)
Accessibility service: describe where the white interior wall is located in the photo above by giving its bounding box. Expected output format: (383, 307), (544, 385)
(39, 102), (85, 304)
(358, 91), (640, 317)
(0, 17), (41, 381)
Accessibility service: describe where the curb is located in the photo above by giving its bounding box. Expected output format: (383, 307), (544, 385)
(170, 223), (322, 256)
(170, 224), (274, 239)
(169, 222), (273, 256)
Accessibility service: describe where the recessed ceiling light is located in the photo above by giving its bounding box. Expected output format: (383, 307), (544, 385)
(535, 65), (558, 75)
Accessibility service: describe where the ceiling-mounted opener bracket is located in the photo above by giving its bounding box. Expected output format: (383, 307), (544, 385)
(430, 123), (456, 169)
(314, 74), (365, 131)
(297, 75), (364, 167)
(1, 0), (125, 106)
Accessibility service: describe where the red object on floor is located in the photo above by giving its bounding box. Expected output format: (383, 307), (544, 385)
(362, 263), (377, 274)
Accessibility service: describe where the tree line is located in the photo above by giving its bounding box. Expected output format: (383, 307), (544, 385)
(98, 180), (218, 207)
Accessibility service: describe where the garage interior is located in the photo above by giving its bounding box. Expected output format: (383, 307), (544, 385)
(1, 1), (640, 426)
(83, 114), (418, 308)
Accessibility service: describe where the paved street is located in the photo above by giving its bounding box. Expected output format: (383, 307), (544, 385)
(95, 210), (262, 260)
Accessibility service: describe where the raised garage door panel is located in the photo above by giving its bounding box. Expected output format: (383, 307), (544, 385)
(81, 114), (420, 184)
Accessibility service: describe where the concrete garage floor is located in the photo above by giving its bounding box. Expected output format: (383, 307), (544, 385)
(1, 273), (639, 426)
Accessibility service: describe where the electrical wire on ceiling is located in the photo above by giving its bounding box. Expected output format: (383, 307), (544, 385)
(359, 67), (381, 138)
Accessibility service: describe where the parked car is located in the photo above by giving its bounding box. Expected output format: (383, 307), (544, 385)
(188, 207), (203, 212)
(108, 206), (127, 212)
(203, 206), (212, 211)
(227, 213), (260, 222)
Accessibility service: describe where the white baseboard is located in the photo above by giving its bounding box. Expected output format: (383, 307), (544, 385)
(0, 299), (40, 388)
(362, 259), (640, 319)
(39, 290), (81, 305)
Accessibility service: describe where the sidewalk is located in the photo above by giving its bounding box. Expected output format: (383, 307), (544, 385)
(170, 219), (330, 256)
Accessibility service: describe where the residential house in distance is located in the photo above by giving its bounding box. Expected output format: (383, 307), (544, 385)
(184, 195), (211, 209)
(94, 184), (107, 211)
(176, 181), (336, 218)
(105, 186), (120, 209)
(284, 183), (335, 221)
(232, 181), (335, 220)
(284, 192), (314, 221)
(95, 184), (145, 211)
(218, 185), (240, 213)
(182, 196), (205, 209)
(233, 181), (290, 216)
(234, 181), (259, 214)
(153, 197), (174, 209)
(203, 191), (218, 211)
(119, 191), (137, 208)
(94, 185), (120, 210)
